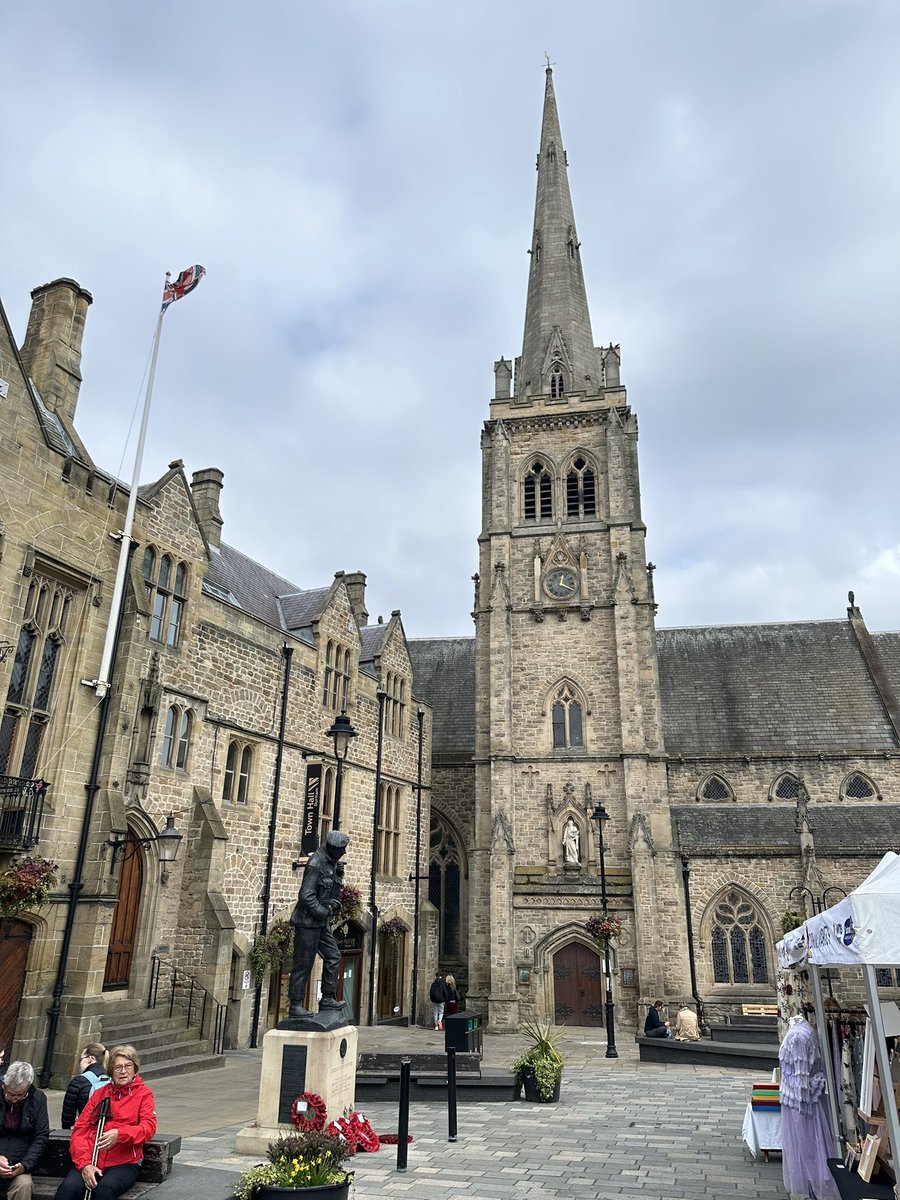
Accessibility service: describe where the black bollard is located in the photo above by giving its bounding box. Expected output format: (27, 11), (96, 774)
(397, 1057), (411, 1171)
(447, 1044), (458, 1142)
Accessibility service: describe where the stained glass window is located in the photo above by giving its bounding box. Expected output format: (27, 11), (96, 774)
(709, 890), (770, 985)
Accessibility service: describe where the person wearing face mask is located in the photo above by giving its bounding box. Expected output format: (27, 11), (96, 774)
(0, 1061), (50, 1200)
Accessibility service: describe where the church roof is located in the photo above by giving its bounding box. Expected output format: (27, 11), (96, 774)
(673, 804), (900, 857)
(656, 619), (899, 755)
(407, 638), (475, 760)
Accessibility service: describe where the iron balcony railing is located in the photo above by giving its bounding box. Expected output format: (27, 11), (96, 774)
(0, 776), (48, 851)
(148, 956), (227, 1056)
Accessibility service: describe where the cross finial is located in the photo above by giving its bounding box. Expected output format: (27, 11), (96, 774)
(544, 52), (555, 71)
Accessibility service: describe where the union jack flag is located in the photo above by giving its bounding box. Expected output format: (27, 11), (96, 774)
(161, 265), (206, 313)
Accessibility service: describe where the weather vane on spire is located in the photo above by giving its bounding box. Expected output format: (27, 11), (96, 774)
(544, 52), (555, 71)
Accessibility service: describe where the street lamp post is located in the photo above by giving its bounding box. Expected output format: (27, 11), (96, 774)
(591, 803), (618, 1059)
(410, 707), (426, 1027)
(325, 711), (357, 831)
(367, 689), (387, 1026)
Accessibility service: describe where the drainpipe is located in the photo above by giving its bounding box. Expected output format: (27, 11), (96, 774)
(680, 856), (707, 1033)
(410, 707), (425, 1026)
(40, 542), (136, 1087)
(251, 644), (293, 1048)
(367, 689), (387, 1027)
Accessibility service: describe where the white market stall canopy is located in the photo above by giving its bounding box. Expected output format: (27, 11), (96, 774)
(776, 851), (900, 969)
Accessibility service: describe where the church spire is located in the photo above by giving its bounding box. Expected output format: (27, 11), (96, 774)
(516, 67), (600, 401)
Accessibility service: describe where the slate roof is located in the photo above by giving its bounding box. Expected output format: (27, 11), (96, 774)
(407, 638), (475, 759)
(359, 624), (389, 665)
(673, 804), (900, 856)
(204, 542), (328, 636)
(872, 631), (900, 689)
(656, 620), (899, 756)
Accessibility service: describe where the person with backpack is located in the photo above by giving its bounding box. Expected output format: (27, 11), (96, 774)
(61, 1044), (110, 1129)
(429, 971), (448, 1031)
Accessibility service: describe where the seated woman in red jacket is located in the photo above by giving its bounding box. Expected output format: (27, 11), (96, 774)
(53, 1045), (156, 1200)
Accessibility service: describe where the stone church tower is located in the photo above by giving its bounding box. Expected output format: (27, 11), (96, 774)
(469, 67), (687, 1029)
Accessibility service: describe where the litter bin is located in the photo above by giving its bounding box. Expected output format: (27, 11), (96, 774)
(444, 1009), (484, 1056)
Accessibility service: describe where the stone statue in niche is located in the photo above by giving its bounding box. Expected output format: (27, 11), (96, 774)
(562, 817), (581, 866)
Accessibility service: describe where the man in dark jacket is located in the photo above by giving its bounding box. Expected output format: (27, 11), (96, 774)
(429, 972), (448, 1031)
(288, 830), (349, 1018)
(0, 1061), (50, 1199)
(644, 1000), (671, 1039)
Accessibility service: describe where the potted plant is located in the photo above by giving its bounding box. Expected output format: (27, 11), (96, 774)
(0, 854), (58, 919)
(234, 1129), (353, 1200)
(510, 1018), (565, 1103)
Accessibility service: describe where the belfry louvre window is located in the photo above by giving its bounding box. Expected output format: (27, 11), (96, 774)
(322, 640), (351, 711)
(566, 457), (597, 518)
(143, 548), (188, 647)
(550, 367), (565, 399)
(551, 684), (584, 750)
(222, 739), (253, 805)
(710, 891), (769, 985)
(0, 572), (75, 779)
(524, 462), (553, 522)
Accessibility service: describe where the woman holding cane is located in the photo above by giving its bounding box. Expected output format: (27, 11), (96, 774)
(53, 1046), (156, 1200)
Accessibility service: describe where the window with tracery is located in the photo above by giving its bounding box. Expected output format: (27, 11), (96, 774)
(428, 815), (463, 959)
(699, 774), (732, 801)
(222, 739), (253, 805)
(566, 457), (597, 518)
(551, 683), (584, 750)
(710, 890), (770, 985)
(0, 571), (76, 779)
(143, 547), (188, 647)
(160, 704), (192, 770)
(550, 367), (565, 399)
(322, 640), (351, 711)
(524, 461), (553, 522)
(377, 782), (402, 876)
(842, 772), (876, 800)
(773, 773), (801, 800)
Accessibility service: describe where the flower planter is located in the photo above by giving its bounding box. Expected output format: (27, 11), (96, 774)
(519, 1066), (561, 1103)
(253, 1178), (351, 1200)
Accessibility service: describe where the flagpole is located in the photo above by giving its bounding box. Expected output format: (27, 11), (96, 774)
(92, 286), (168, 699)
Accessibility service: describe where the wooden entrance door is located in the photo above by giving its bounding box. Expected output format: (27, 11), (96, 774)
(553, 941), (605, 1026)
(0, 918), (33, 1056)
(376, 934), (406, 1021)
(104, 832), (144, 990)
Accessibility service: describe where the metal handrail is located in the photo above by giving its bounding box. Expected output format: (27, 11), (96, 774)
(147, 956), (227, 1055)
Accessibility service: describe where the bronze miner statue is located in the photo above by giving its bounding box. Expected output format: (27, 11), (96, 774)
(287, 829), (349, 1020)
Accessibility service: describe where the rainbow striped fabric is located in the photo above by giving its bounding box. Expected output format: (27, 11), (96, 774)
(751, 1084), (781, 1111)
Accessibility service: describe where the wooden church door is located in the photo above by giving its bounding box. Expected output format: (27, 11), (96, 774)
(104, 832), (144, 990)
(553, 941), (604, 1026)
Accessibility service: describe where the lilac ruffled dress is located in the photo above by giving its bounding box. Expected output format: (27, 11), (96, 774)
(779, 1019), (839, 1199)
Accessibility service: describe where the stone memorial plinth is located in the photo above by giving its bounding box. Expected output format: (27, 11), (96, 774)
(235, 1024), (358, 1155)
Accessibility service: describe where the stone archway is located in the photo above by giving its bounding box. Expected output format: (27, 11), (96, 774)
(552, 940), (604, 1026)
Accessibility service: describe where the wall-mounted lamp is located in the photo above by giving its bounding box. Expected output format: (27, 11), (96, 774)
(107, 814), (183, 882)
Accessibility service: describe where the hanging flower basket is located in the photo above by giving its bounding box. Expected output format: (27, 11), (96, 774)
(585, 914), (623, 946)
(378, 917), (407, 945)
(334, 885), (362, 930)
(249, 919), (293, 984)
(0, 855), (58, 919)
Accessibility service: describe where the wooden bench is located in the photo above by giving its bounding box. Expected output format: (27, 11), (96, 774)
(35, 1130), (181, 1185)
(741, 1004), (778, 1017)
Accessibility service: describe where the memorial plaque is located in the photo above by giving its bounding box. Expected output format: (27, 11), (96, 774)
(278, 1044), (308, 1123)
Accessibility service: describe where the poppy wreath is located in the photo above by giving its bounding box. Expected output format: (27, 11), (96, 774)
(290, 1091), (327, 1132)
(326, 1111), (380, 1153)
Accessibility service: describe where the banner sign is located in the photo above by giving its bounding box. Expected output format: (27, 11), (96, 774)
(300, 765), (321, 857)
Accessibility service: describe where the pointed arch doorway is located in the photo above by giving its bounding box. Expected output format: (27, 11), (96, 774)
(553, 941), (605, 1026)
(0, 918), (33, 1055)
(104, 831), (144, 990)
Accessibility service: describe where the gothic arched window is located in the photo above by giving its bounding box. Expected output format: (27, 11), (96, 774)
(566, 456), (597, 518)
(524, 461), (553, 522)
(772, 773), (801, 800)
(551, 683), (584, 750)
(428, 814), (464, 960)
(550, 367), (565, 399)
(710, 890), (770, 985)
(698, 774), (733, 802)
(841, 772), (877, 800)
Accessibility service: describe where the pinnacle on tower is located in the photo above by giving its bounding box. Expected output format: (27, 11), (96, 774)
(516, 68), (602, 401)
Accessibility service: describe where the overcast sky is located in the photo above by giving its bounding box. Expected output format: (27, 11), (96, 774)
(2, 1), (898, 638)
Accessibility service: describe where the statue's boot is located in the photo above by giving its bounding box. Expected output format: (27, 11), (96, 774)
(318, 995), (343, 1011)
(289, 1003), (312, 1019)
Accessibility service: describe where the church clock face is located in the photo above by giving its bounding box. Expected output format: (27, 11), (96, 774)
(544, 566), (578, 600)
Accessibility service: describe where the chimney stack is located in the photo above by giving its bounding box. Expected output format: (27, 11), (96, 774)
(20, 278), (93, 424)
(343, 571), (369, 627)
(190, 468), (224, 548)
